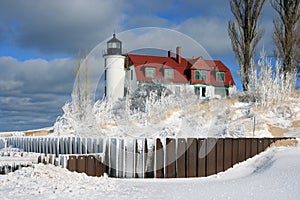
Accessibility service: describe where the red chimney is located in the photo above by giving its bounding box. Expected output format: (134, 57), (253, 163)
(176, 46), (181, 63)
(168, 50), (173, 58)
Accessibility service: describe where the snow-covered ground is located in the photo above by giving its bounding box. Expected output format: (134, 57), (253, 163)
(0, 141), (299, 199)
(50, 91), (300, 138)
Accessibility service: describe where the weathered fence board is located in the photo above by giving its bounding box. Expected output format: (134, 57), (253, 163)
(232, 139), (239, 166)
(187, 138), (197, 177)
(165, 138), (176, 178)
(223, 138), (232, 171)
(177, 138), (186, 178)
(86, 155), (96, 176)
(206, 138), (217, 176)
(258, 139), (264, 153)
(155, 139), (164, 178)
(238, 138), (246, 162)
(245, 138), (251, 160)
(251, 139), (258, 157)
(197, 139), (206, 177)
(216, 139), (224, 173)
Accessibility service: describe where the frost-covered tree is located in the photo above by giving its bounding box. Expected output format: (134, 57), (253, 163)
(54, 54), (99, 136)
(248, 49), (296, 107)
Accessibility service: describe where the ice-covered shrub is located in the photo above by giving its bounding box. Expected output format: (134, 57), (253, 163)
(247, 49), (296, 107)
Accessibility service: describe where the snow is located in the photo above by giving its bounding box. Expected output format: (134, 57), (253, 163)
(47, 87), (300, 139)
(0, 142), (299, 199)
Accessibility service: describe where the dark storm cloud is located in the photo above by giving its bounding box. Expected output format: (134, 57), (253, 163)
(0, 0), (123, 55)
(0, 0), (275, 58)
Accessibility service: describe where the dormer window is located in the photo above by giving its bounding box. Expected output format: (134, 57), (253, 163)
(194, 70), (207, 80)
(164, 68), (174, 79)
(216, 71), (225, 82)
(145, 67), (155, 78)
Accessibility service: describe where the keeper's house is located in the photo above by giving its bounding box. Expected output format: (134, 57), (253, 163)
(103, 34), (236, 102)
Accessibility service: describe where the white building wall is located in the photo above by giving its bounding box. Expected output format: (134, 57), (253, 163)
(129, 65), (138, 92)
(104, 55), (125, 102)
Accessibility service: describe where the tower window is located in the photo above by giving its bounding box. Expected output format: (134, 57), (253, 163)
(108, 42), (120, 49)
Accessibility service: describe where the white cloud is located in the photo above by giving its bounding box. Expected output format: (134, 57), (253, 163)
(176, 17), (232, 56)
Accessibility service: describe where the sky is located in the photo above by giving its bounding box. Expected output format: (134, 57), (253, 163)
(0, 0), (297, 132)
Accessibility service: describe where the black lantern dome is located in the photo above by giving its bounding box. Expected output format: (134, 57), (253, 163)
(107, 33), (122, 55)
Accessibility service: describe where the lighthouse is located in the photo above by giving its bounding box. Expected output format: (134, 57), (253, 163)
(103, 34), (126, 102)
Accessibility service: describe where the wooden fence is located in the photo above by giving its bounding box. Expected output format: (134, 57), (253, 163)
(65, 137), (290, 178)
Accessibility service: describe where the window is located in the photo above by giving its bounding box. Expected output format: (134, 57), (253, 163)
(216, 72), (225, 82)
(200, 70), (207, 80)
(195, 70), (200, 80)
(131, 70), (133, 80)
(194, 70), (207, 80)
(145, 67), (155, 78)
(194, 87), (200, 95)
(164, 68), (174, 79)
(108, 42), (120, 48)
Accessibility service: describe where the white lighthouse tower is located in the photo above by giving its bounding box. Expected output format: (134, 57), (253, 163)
(103, 34), (126, 102)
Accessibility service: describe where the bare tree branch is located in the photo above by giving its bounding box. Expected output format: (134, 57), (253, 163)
(271, 0), (300, 73)
(228, 0), (267, 91)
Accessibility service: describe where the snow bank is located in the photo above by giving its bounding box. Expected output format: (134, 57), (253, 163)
(1, 143), (300, 199)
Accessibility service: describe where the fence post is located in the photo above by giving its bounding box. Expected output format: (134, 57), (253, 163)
(223, 138), (233, 171)
(232, 138), (239, 166)
(67, 156), (77, 172)
(118, 138), (124, 178)
(72, 137), (76, 154)
(145, 139), (155, 178)
(97, 138), (103, 153)
(251, 138), (258, 157)
(95, 156), (104, 177)
(93, 138), (98, 153)
(258, 138), (264, 153)
(165, 138), (176, 178)
(109, 138), (117, 177)
(263, 138), (269, 150)
(238, 138), (246, 162)
(187, 138), (197, 177)
(155, 138), (164, 178)
(177, 138), (186, 178)
(76, 156), (86, 173)
(86, 155), (96, 176)
(206, 138), (217, 176)
(198, 138), (206, 177)
(135, 139), (143, 178)
(216, 139), (224, 173)
(124, 138), (135, 178)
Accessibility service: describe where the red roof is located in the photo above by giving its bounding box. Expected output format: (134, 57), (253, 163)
(127, 54), (235, 86)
